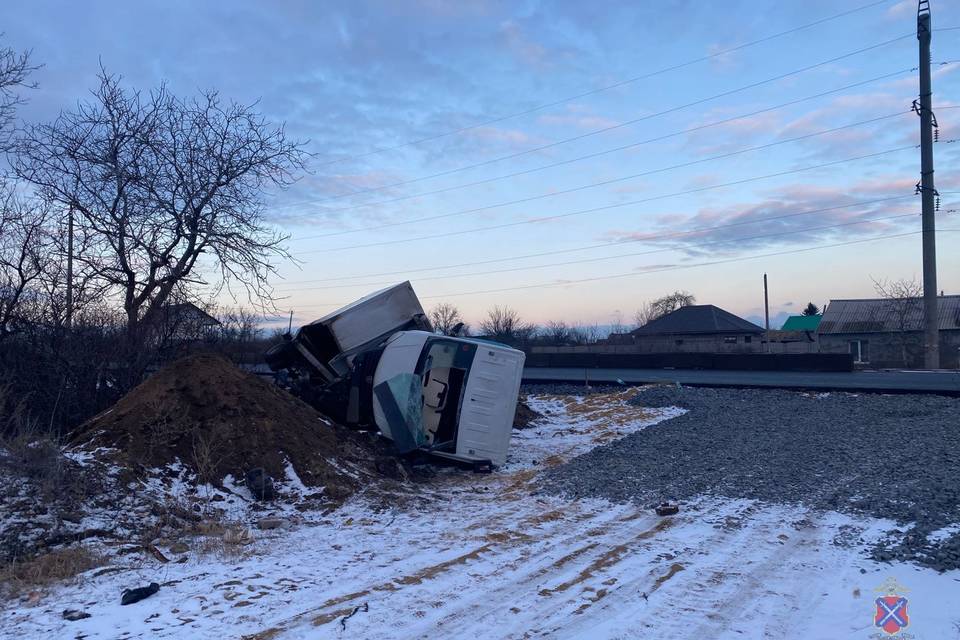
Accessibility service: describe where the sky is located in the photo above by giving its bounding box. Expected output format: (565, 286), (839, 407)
(4, 0), (960, 330)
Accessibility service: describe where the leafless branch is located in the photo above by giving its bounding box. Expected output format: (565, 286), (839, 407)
(14, 70), (307, 350)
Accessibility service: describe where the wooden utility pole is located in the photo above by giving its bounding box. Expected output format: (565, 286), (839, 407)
(917, 0), (939, 369)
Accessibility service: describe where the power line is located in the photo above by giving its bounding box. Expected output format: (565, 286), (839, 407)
(418, 231), (938, 300)
(288, 110), (910, 243)
(285, 69), (916, 236)
(311, 0), (895, 169)
(277, 195), (914, 286)
(297, 144), (916, 254)
(287, 230), (929, 310)
(279, 34), (914, 214)
(283, 211), (927, 292)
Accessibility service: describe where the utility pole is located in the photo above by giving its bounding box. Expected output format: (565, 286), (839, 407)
(65, 205), (74, 330)
(763, 273), (770, 331)
(917, 0), (939, 369)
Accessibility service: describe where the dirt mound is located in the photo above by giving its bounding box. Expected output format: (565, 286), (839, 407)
(73, 353), (363, 498)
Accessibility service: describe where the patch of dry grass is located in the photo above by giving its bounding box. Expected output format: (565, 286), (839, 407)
(0, 545), (105, 595)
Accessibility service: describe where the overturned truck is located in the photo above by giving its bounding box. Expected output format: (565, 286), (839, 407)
(266, 282), (525, 469)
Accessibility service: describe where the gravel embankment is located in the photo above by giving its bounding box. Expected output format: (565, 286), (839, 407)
(538, 385), (960, 571)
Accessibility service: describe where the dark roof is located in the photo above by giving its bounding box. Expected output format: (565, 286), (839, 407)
(781, 315), (822, 331)
(161, 302), (222, 326)
(632, 305), (764, 336)
(819, 295), (960, 334)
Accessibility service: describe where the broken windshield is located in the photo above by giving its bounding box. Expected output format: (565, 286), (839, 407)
(372, 373), (424, 454)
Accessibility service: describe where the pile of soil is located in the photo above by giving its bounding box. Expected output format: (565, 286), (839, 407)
(72, 353), (365, 498)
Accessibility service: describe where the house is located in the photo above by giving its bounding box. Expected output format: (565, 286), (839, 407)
(151, 302), (222, 343)
(818, 295), (960, 368)
(628, 304), (765, 353)
(758, 314), (822, 354)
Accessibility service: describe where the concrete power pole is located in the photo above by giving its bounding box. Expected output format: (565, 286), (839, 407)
(917, 1), (939, 369)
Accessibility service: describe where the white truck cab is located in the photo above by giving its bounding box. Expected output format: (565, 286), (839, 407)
(372, 331), (524, 467)
(265, 282), (526, 468)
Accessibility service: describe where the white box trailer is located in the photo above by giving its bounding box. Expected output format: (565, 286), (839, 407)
(286, 282), (431, 382)
(266, 283), (525, 468)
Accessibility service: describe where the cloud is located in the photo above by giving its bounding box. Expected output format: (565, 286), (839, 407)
(499, 19), (550, 69)
(682, 86), (917, 160)
(465, 125), (536, 146)
(886, 0), (913, 18)
(706, 41), (739, 71)
(538, 104), (620, 130)
(683, 108), (783, 154)
(597, 173), (926, 255)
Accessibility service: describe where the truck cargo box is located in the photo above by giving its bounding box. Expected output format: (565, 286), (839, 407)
(273, 281), (431, 381)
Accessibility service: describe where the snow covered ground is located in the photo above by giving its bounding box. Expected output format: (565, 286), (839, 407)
(3, 390), (959, 639)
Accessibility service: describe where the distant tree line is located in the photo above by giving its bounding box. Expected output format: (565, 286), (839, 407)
(427, 293), (699, 349)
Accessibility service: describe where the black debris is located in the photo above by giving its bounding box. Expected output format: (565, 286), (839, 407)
(121, 582), (160, 606)
(62, 609), (91, 621)
(340, 602), (369, 631)
(244, 468), (276, 502)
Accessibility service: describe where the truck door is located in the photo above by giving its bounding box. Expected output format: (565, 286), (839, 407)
(455, 346), (525, 466)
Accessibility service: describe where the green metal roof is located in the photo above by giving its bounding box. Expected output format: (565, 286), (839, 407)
(780, 315), (822, 331)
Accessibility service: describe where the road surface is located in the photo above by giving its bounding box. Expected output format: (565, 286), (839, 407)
(522, 367), (960, 394)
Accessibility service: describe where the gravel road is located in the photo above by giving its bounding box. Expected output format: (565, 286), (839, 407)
(536, 385), (960, 571)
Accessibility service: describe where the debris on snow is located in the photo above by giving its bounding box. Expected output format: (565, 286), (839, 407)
(655, 502), (680, 516)
(512, 398), (543, 430)
(120, 582), (159, 606)
(61, 609), (91, 621)
(244, 467), (276, 502)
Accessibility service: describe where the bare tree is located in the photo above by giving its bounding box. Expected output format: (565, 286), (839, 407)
(216, 306), (263, 363)
(480, 305), (534, 342)
(634, 290), (696, 326)
(0, 42), (46, 338)
(429, 302), (468, 336)
(570, 323), (601, 345)
(14, 70), (306, 354)
(608, 310), (627, 336)
(872, 277), (923, 366)
(0, 189), (52, 339)
(0, 42), (37, 152)
(543, 320), (572, 345)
